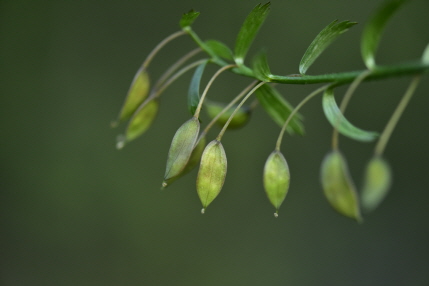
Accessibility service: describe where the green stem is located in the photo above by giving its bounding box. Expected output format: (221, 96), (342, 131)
(332, 70), (371, 150)
(217, 81), (266, 141)
(193, 64), (236, 119)
(374, 76), (421, 156)
(275, 85), (331, 151)
(142, 30), (187, 69)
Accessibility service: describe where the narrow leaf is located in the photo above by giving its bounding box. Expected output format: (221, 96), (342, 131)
(361, 156), (392, 213)
(252, 51), (272, 81)
(299, 20), (357, 74)
(188, 60), (208, 115)
(180, 9), (200, 28)
(320, 150), (362, 221)
(323, 88), (378, 142)
(234, 2), (270, 66)
(361, 0), (409, 69)
(205, 40), (233, 61)
(255, 84), (305, 135)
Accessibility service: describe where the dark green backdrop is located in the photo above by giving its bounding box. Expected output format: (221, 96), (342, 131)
(2, 0), (429, 285)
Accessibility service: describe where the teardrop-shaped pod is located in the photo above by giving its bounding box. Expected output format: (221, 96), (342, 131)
(125, 99), (159, 142)
(205, 100), (251, 129)
(263, 150), (290, 217)
(361, 156), (392, 213)
(197, 140), (227, 212)
(163, 117), (200, 184)
(320, 151), (362, 221)
(162, 136), (206, 188)
(117, 68), (150, 123)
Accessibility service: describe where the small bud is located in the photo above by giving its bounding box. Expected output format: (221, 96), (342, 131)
(320, 150), (362, 221)
(196, 140), (227, 210)
(205, 100), (251, 129)
(164, 117), (200, 183)
(116, 68), (150, 124)
(263, 150), (290, 214)
(162, 136), (206, 188)
(125, 99), (159, 142)
(361, 156), (392, 213)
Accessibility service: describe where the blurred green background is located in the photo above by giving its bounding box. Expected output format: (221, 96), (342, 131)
(2, 0), (429, 285)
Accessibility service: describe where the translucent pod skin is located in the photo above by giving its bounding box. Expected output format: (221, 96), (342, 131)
(197, 140), (227, 212)
(163, 117), (200, 184)
(361, 156), (391, 213)
(263, 150), (290, 217)
(118, 68), (150, 123)
(126, 99), (159, 142)
(320, 150), (362, 222)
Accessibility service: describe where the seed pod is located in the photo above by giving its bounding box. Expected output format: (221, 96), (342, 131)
(116, 68), (150, 124)
(205, 100), (251, 129)
(197, 140), (227, 212)
(263, 150), (290, 217)
(361, 156), (392, 213)
(163, 117), (200, 184)
(162, 136), (206, 188)
(125, 99), (159, 142)
(320, 150), (362, 221)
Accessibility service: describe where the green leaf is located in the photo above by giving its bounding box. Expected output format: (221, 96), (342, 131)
(255, 84), (305, 135)
(361, 156), (392, 213)
(252, 51), (272, 81)
(205, 40), (233, 61)
(320, 150), (362, 221)
(323, 88), (378, 142)
(234, 2), (270, 66)
(299, 20), (357, 75)
(188, 60), (208, 115)
(205, 100), (251, 129)
(422, 43), (429, 64)
(361, 0), (409, 69)
(180, 9), (200, 28)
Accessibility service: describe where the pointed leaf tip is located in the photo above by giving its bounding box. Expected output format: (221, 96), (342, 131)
(180, 9), (200, 28)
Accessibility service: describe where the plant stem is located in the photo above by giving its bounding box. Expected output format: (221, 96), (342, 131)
(275, 85), (331, 151)
(332, 70), (371, 150)
(142, 30), (187, 69)
(199, 81), (257, 139)
(193, 64), (236, 119)
(216, 81), (266, 141)
(374, 76), (421, 156)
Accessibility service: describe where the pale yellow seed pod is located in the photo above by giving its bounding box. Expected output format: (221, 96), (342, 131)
(117, 68), (150, 123)
(320, 150), (362, 221)
(163, 117), (200, 185)
(197, 140), (227, 212)
(205, 100), (251, 129)
(361, 156), (392, 213)
(263, 150), (290, 217)
(125, 99), (159, 142)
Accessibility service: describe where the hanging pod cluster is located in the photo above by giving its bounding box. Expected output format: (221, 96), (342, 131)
(112, 0), (428, 221)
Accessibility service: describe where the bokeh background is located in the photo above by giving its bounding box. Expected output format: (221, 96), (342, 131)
(2, 0), (429, 285)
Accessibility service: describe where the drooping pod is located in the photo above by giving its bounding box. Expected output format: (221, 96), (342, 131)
(205, 100), (251, 129)
(361, 156), (391, 213)
(114, 68), (150, 125)
(162, 136), (206, 188)
(125, 99), (159, 142)
(320, 150), (362, 221)
(263, 150), (290, 217)
(163, 117), (200, 186)
(196, 140), (227, 213)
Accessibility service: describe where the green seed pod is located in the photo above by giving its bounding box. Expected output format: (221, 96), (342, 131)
(205, 100), (251, 129)
(125, 99), (159, 142)
(263, 150), (290, 217)
(163, 117), (200, 185)
(197, 140), (227, 213)
(361, 156), (392, 213)
(162, 136), (206, 188)
(320, 150), (362, 221)
(116, 68), (150, 124)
